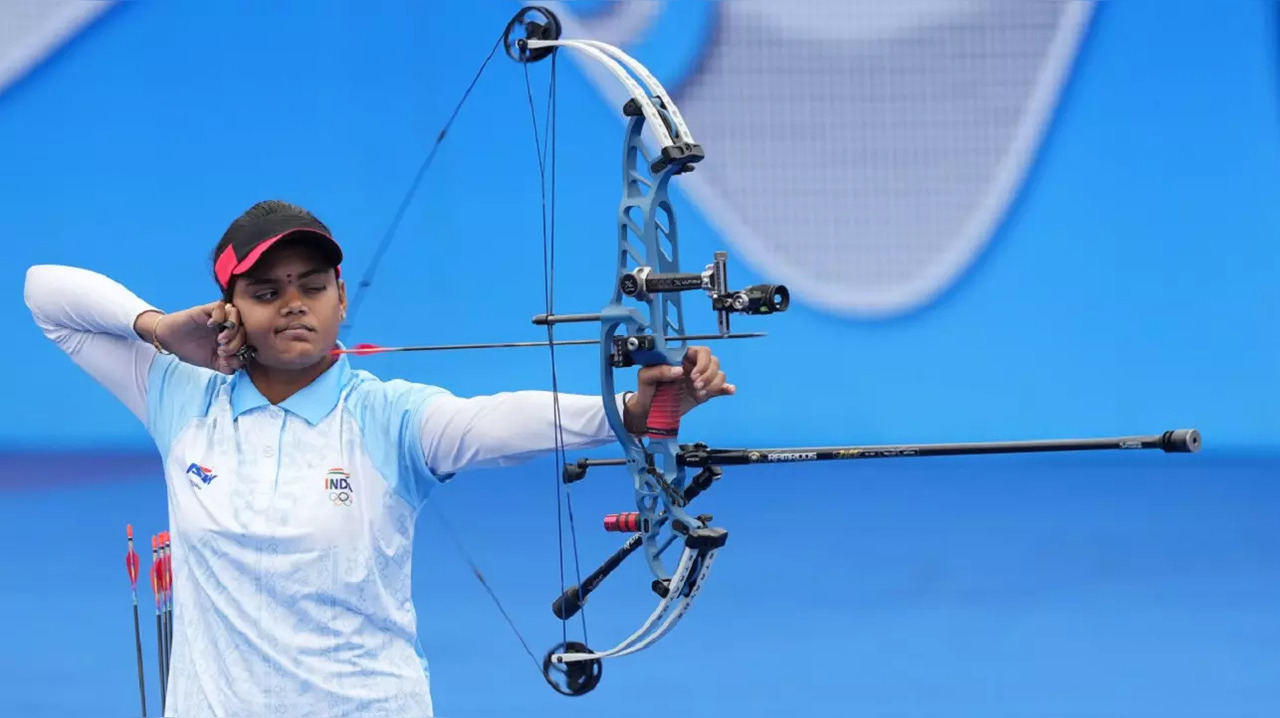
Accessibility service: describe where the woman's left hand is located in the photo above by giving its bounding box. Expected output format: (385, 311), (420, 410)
(624, 346), (734, 433)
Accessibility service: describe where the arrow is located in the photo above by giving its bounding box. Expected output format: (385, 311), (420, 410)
(161, 531), (172, 686)
(331, 333), (767, 357)
(125, 525), (147, 717)
(151, 534), (165, 715)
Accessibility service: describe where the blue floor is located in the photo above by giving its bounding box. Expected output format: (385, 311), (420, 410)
(1, 451), (1277, 717)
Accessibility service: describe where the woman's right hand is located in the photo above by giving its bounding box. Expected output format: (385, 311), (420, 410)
(135, 302), (248, 374)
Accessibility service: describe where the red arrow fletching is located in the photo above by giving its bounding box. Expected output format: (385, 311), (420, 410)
(125, 524), (139, 587)
(162, 532), (172, 598)
(331, 343), (387, 357)
(151, 534), (161, 609)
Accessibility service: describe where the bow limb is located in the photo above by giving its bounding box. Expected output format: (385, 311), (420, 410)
(547, 541), (721, 674)
(549, 38), (697, 146)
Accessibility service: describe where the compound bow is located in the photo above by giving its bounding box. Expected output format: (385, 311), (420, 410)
(339, 5), (1202, 698)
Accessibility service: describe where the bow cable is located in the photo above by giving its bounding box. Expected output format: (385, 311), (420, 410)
(521, 46), (594, 655)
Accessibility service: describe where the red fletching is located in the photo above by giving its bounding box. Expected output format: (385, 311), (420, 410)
(126, 552), (138, 585)
(125, 524), (139, 587)
(161, 532), (171, 597)
(332, 343), (387, 357)
(150, 542), (160, 609)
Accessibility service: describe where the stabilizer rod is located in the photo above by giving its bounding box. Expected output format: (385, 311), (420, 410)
(563, 429), (1201, 481)
(550, 467), (721, 620)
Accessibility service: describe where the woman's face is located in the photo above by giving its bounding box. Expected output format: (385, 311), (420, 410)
(230, 241), (346, 370)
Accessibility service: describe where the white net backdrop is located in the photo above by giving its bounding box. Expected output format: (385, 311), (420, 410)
(544, 0), (1095, 318)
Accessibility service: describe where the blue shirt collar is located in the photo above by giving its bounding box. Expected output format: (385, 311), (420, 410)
(230, 348), (352, 425)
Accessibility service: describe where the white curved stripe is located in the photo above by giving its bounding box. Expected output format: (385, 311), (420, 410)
(525, 38), (675, 149)
(0, 1), (114, 96)
(536, 0), (1098, 318)
(680, 0), (1098, 316)
(738, 0), (993, 43)
(549, 0), (660, 49)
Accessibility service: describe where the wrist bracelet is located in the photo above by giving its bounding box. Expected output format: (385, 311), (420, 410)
(622, 391), (635, 414)
(622, 391), (639, 432)
(150, 312), (172, 355)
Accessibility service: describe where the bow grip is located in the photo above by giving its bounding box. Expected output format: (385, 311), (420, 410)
(647, 381), (682, 439)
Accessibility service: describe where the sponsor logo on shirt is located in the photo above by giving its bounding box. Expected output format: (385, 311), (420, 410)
(186, 463), (216, 489)
(324, 468), (353, 507)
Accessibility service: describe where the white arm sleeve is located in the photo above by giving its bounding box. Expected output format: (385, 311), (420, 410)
(418, 390), (629, 476)
(23, 265), (160, 423)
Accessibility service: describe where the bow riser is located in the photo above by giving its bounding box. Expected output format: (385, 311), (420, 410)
(439, 6), (780, 696)
(605, 110), (711, 585)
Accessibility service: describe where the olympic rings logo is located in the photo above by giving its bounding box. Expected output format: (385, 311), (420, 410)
(324, 470), (353, 507)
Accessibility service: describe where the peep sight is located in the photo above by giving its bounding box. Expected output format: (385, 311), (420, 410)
(721, 284), (790, 316)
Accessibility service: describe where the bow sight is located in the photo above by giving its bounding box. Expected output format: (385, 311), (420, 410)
(620, 252), (791, 326)
(534, 249), (790, 368)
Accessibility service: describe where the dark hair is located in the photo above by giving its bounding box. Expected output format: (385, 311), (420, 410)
(212, 199), (333, 297)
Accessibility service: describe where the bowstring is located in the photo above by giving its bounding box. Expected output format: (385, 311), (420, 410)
(421, 500), (542, 669)
(340, 32), (506, 339)
(549, 56), (593, 650)
(523, 52), (591, 649)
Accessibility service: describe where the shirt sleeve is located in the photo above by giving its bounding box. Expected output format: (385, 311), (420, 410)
(418, 390), (628, 477)
(23, 264), (161, 424)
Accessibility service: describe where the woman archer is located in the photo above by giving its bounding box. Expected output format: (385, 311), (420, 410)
(23, 198), (735, 717)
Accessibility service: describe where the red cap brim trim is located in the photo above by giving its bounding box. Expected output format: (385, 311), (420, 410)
(214, 230), (341, 290)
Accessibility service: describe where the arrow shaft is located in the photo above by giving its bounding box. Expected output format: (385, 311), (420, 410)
(334, 332), (766, 355)
(131, 601), (147, 716)
(125, 526), (147, 717)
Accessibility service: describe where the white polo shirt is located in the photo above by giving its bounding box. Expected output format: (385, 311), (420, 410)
(24, 264), (624, 717)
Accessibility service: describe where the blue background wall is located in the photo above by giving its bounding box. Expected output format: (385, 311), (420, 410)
(2, 0), (1276, 455)
(2, 2), (1278, 718)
